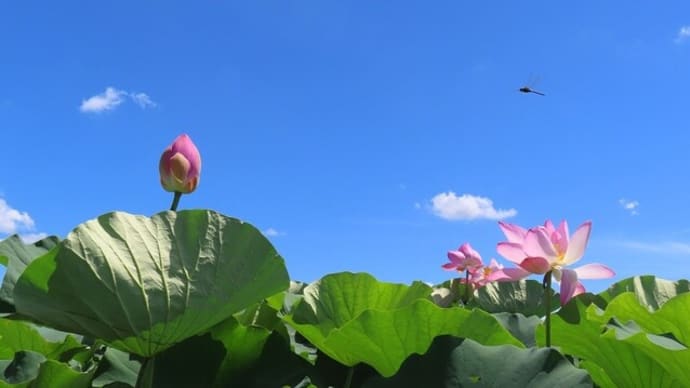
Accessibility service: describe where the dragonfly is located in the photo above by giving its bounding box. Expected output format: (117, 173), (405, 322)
(519, 74), (545, 96)
(519, 86), (545, 96)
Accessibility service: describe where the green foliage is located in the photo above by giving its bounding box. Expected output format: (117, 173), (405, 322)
(363, 336), (592, 387)
(492, 312), (542, 347)
(0, 318), (82, 360)
(285, 272), (521, 377)
(538, 291), (690, 387)
(210, 318), (272, 385)
(599, 275), (690, 310)
(3, 222), (690, 387)
(471, 279), (560, 316)
(29, 359), (96, 388)
(91, 347), (139, 387)
(601, 292), (690, 344)
(0, 235), (59, 311)
(13, 210), (290, 357)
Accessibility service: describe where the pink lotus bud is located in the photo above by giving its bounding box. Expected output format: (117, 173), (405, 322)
(159, 134), (201, 193)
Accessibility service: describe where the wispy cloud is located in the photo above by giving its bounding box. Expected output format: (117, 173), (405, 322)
(619, 198), (639, 215)
(80, 87), (157, 113)
(130, 92), (157, 109)
(0, 198), (47, 243)
(80, 87), (126, 113)
(616, 240), (690, 255)
(263, 228), (286, 237)
(430, 192), (517, 221)
(675, 26), (690, 43)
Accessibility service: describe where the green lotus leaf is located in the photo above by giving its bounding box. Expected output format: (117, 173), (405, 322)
(492, 312), (542, 347)
(0, 318), (82, 361)
(556, 292), (607, 324)
(210, 317), (272, 385)
(234, 293), (284, 331)
(599, 275), (690, 310)
(29, 359), (95, 388)
(598, 292), (690, 345)
(212, 322), (314, 387)
(471, 279), (560, 316)
(290, 272), (433, 325)
(91, 347), (140, 388)
(284, 272), (521, 377)
(363, 336), (592, 387)
(13, 210), (290, 357)
(0, 235), (60, 310)
(537, 293), (690, 387)
(0, 350), (46, 386)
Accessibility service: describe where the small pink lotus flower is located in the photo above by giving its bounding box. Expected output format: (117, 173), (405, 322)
(442, 243), (484, 273)
(464, 259), (509, 289)
(496, 220), (614, 305)
(159, 134), (201, 193)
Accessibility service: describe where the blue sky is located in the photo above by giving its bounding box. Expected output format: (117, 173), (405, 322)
(1, 2), (690, 293)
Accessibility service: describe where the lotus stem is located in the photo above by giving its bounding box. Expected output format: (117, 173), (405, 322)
(543, 270), (553, 347)
(344, 367), (354, 388)
(170, 192), (182, 211)
(135, 357), (154, 388)
(464, 269), (471, 304)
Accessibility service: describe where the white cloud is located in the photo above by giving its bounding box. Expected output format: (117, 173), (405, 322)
(263, 228), (285, 237)
(80, 87), (156, 113)
(430, 192), (517, 221)
(130, 92), (156, 109)
(676, 26), (690, 43)
(616, 240), (690, 255)
(0, 198), (48, 244)
(0, 198), (35, 234)
(618, 198), (639, 215)
(80, 87), (126, 113)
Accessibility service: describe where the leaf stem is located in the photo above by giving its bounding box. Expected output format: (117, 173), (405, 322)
(170, 192), (182, 211)
(344, 367), (354, 388)
(543, 270), (553, 347)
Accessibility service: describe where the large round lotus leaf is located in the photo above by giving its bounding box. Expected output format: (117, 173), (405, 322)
(13, 210), (289, 357)
(598, 275), (690, 310)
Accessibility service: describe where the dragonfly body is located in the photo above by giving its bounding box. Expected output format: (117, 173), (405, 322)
(519, 86), (545, 96)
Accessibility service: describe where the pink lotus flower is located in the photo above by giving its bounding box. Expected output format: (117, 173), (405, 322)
(464, 259), (508, 289)
(497, 220), (614, 305)
(442, 243), (484, 273)
(159, 134), (201, 193)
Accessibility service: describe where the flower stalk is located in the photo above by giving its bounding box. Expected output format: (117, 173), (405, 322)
(463, 269), (471, 304)
(543, 270), (553, 347)
(169, 192), (182, 211)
